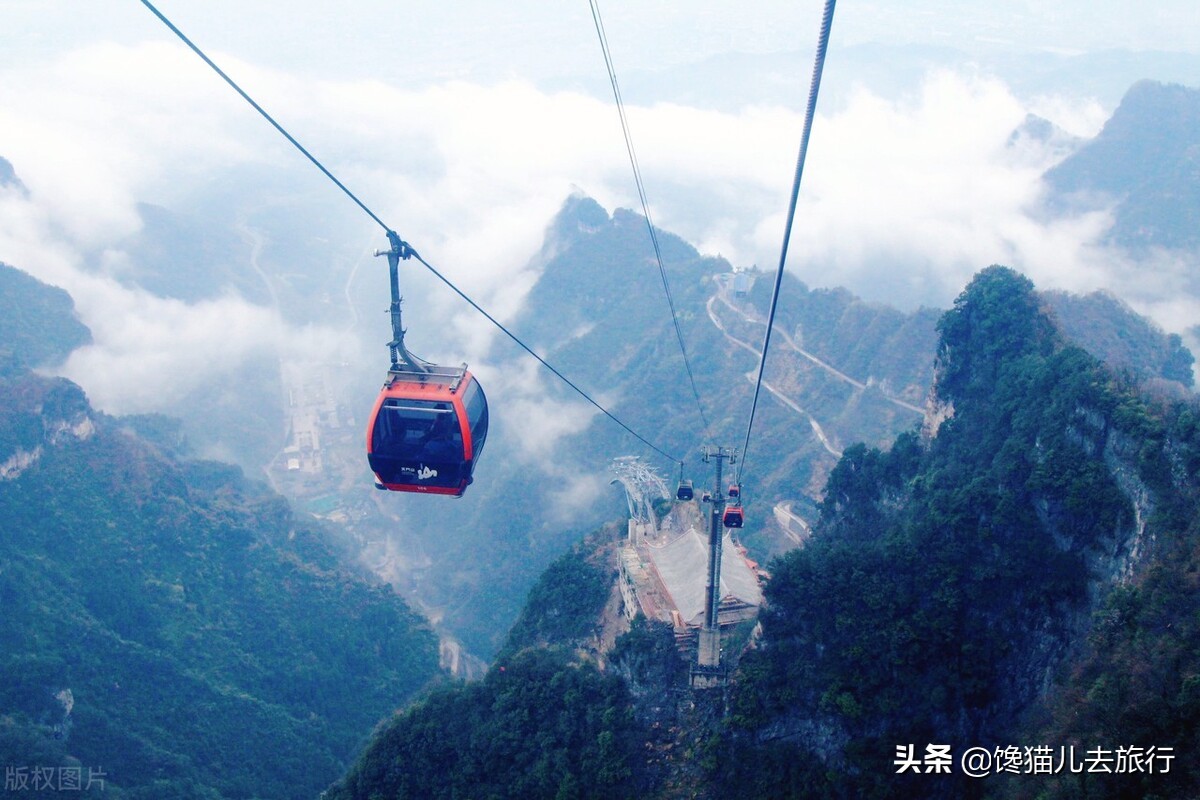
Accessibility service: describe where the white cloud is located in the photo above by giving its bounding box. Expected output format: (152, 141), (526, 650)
(734, 71), (1191, 327)
(0, 43), (276, 247)
(547, 471), (609, 523)
(775, 73), (1054, 297)
(475, 357), (601, 464)
(0, 187), (354, 415)
(58, 288), (356, 415)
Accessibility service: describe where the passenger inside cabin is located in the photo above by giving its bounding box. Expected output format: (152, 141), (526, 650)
(420, 406), (463, 462)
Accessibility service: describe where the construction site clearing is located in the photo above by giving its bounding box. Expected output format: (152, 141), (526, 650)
(610, 459), (766, 652)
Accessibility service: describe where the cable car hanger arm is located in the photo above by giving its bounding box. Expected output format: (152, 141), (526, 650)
(375, 231), (426, 374)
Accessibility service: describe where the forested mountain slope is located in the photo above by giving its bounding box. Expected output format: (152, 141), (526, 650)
(0, 270), (442, 799)
(325, 540), (651, 800)
(718, 267), (1200, 798)
(0, 262), (90, 368)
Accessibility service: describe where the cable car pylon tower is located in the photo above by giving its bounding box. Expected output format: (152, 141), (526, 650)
(610, 456), (669, 545)
(692, 445), (737, 688)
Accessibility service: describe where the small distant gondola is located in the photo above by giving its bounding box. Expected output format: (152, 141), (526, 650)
(677, 479), (694, 501)
(366, 364), (488, 497)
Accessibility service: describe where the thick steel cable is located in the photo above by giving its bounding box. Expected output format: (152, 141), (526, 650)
(141, 0), (682, 467)
(588, 0), (713, 440)
(139, 0), (389, 234)
(411, 252), (680, 465)
(737, 0), (837, 486)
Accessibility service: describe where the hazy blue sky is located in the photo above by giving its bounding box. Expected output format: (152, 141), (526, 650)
(7, 1), (1200, 84)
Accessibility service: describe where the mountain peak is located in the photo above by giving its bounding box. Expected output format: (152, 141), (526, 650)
(933, 265), (1057, 404)
(0, 155), (27, 194)
(558, 192), (610, 229)
(1043, 79), (1200, 249)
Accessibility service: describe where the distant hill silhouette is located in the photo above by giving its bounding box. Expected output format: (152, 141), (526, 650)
(0, 156), (25, 193)
(1045, 287), (1194, 387)
(0, 263), (90, 368)
(1045, 80), (1200, 251)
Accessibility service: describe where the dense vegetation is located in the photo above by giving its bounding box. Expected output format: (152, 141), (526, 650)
(328, 536), (649, 800)
(0, 263), (91, 368)
(497, 542), (615, 662)
(999, 393), (1200, 799)
(0, 364), (441, 799)
(327, 648), (643, 800)
(717, 267), (1200, 798)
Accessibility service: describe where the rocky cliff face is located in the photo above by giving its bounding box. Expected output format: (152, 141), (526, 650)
(0, 371), (93, 481)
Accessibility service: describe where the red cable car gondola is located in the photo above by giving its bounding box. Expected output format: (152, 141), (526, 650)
(723, 503), (744, 528)
(365, 231), (489, 497)
(366, 364), (488, 497)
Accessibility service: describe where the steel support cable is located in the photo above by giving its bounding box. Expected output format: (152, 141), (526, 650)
(411, 252), (680, 465)
(588, 0), (713, 440)
(737, 0), (837, 486)
(140, 0), (389, 234)
(141, 0), (682, 468)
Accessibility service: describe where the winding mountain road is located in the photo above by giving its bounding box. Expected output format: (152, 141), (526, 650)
(712, 282), (924, 415)
(772, 501), (811, 546)
(705, 292), (843, 459)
